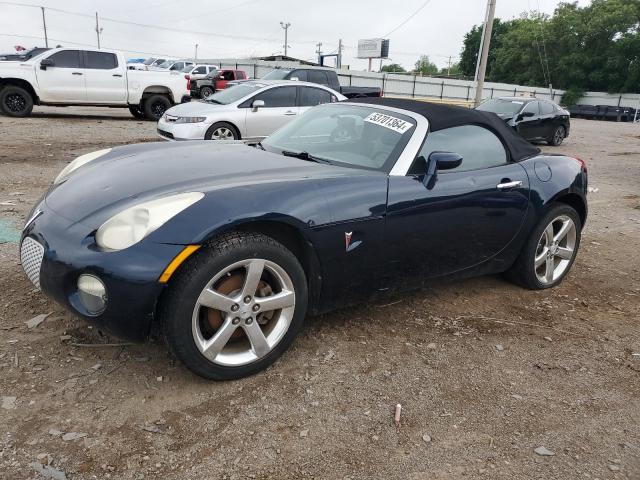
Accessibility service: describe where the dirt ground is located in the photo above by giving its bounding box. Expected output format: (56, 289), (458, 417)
(0, 105), (638, 480)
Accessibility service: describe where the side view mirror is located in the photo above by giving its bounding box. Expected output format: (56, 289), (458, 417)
(429, 151), (463, 170)
(252, 99), (265, 112)
(40, 58), (54, 70)
(518, 111), (535, 121)
(420, 152), (463, 189)
(290, 76), (299, 81)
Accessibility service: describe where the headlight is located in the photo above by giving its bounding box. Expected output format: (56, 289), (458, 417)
(95, 192), (204, 251)
(174, 116), (206, 124)
(54, 148), (111, 185)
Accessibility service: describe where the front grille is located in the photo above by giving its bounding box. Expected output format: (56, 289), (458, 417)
(20, 237), (44, 289)
(157, 129), (174, 139)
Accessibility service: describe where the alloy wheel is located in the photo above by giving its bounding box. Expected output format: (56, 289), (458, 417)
(5, 93), (26, 113)
(534, 214), (576, 285)
(151, 101), (166, 118)
(211, 127), (234, 140)
(191, 258), (296, 366)
(553, 127), (564, 145)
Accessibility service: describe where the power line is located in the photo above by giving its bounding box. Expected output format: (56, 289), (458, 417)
(382, 0), (433, 37)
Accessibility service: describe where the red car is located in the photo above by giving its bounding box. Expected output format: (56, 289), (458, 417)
(190, 70), (248, 99)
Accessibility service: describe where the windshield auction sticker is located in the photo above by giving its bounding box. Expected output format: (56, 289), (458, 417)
(364, 112), (414, 134)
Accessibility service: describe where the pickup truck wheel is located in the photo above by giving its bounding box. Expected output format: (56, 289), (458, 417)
(205, 122), (239, 140)
(128, 105), (146, 119)
(200, 86), (214, 99)
(160, 232), (308, 380)
(0, 86), (34, 117)
(143, 95), (171, 121)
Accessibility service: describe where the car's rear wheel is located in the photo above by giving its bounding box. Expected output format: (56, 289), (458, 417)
(200, 86), (214, 99)
(0, 86), (34, 117)
(143, 94), (171, 121)
(205, 122), (239, 140)
(160, 232), (308, 380)
(548, 125), (566, 146)
(506, 204), (581, 289)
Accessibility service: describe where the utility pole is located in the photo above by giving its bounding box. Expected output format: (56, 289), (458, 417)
(95, 12), (103, 49)
(337, 38), (342, 69)
(447, 56), (452, 75)
(316, 42), (322, 64)
(280, 21), (291, 57)
(194, 44), (199, 60)
(40, 7), (48, 47)
(474, 0), (496, 107)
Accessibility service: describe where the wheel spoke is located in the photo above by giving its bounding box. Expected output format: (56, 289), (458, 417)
(544, 224), (554, 245)
(243, 322), (270, 357)
(199, 288), (237, 313)
(545, 256), (555, 282)
(554, 220), (572, 243)
(257, 290), (295, 312)
(535, 248), (548, 268)
(201, 318), (238, 360)
(556, 246), (573, 260)
(242, 260), (265, 298)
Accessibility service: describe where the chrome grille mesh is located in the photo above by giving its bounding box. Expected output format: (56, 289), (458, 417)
(20, 237), (44, 289)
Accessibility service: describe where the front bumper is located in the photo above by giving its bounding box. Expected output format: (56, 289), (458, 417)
(20, 203), (186, 342)
(157, 117), (210, 141)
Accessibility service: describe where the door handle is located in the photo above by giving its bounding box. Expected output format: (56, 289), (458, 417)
(497, 180), (522, 189)
(284, 111), (297, 116)
(112, 74), (123, 77)
(72, 72), (83, 75)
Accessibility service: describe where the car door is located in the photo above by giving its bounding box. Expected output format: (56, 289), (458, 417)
(35, 50), (86, 102)
(297, 85), (337, 115)
(516, 101), (541, 139)
(83, 51), (126, 103)
(243, 85), (299, 139)
(307, 70), (331, 87)
(538, 100), (557, 139)
(384, 124), (530, 284)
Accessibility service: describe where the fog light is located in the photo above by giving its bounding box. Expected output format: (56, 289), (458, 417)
(77, 274), (107, 315)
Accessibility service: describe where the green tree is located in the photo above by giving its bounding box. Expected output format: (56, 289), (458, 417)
(414, 55), (438, 75)
(381, 63), (406, 73)
(439, 62), (461, 76)
(459, 18), (513, 79)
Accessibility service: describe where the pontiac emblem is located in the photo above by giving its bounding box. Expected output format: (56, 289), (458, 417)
(344, 231), (362, 252)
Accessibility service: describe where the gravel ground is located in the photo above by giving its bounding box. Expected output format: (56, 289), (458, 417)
(0, 106), (639, 480)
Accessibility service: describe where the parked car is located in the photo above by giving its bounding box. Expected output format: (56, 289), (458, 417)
(0, 47), (50, 61)
(190, 69), (248, 99)
(129, 57), (167, 71)
(149, 59), (194, 72)
(476, 97), (570, 146)
(226, 67), (383, 99)
(21, 97), (587, 380)
(569, 104), (637, 122)
(182, 64), (218, 80)
(0, 47), (189, 120)
(159, 80), (344, 141)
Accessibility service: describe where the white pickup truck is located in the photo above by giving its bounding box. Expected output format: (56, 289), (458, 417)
(0, 47), (189, 120)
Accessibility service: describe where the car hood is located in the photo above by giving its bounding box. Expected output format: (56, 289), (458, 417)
(44, 141), (355, 228)
(164, 101), (232, 116)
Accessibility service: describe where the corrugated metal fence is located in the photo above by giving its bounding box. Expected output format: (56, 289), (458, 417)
(205, 58), (640, 108)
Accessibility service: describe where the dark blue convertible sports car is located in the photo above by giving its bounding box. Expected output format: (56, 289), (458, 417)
(20, 98), (588, 380)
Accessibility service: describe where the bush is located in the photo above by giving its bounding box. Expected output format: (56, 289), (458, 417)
(561, 88), (584, 107)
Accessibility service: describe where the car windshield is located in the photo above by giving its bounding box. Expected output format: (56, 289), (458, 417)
(180, 65), (193, 73)
(205, 83), (265, 105)
(477, 99), (524, 114)
(262, 69), (292, 80)
(142, 58), (157, 65)
(262, 104), (416, 171)
(156, 60), (174, 69)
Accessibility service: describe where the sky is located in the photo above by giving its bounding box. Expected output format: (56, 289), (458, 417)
(0, 0), (590, 70)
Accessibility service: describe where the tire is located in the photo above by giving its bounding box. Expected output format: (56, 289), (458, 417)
(547, 125), (566, 146)
(200, 86), (214, 99)
(160, 232), (308, 380)
(205, 122), (239, 140)
(0, 85), (34, 117)
(128, 105), (146, 119)
(506, 203), (581, 290)
(142, 94), (171, 121)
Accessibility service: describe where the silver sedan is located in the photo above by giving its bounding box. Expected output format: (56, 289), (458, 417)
(157, 80), (345, 142)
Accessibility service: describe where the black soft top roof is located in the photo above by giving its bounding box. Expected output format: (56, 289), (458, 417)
(348, 97), (541, 161)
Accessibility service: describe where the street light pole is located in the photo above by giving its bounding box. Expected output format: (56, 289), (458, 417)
(474, 0), (496, 107)
(280, 21), (291, 56)
(95, 12), (103, 49)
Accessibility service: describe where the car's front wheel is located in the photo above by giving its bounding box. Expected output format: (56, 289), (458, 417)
(507, 204), (581, 289)
(160, 232), (308, 380)
(0, 86), (34, 117)
(200, 86), (214, 99)
(205, 122), (239, 140)
(548, 125), (566, 146)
